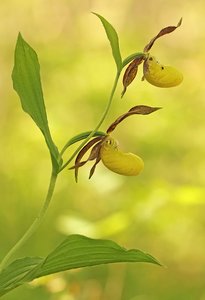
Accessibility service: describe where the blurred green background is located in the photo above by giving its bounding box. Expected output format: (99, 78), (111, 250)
(0, 0), (205, 299)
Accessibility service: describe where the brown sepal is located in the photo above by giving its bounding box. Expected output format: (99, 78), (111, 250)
(121, 56), (144, 98)
(89, 155), (102, 179)
(128, 105), (161, 114)
(107, 105), (161, 133)
(143, 18), (182, 53)
(69, 136), (104, 182)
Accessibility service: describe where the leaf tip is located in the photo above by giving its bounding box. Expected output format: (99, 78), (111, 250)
(17, 32), (24, 43)
(91, 12), (101, 19)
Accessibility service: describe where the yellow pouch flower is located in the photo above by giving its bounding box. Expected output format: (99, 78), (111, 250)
(143, 55), (183, 88)
(100, 137), (144, 176)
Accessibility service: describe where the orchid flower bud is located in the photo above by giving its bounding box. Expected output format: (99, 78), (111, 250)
(143, 55), (183, 88)
(100, 137), (144, 176)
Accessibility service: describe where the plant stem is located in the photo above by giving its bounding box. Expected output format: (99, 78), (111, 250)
(0, 69), (121, 271)
(59, 70), (121, 172)
(0, 170), (58, 272)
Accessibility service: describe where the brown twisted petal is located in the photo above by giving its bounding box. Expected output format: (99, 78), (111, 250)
(143, 18), (182, 53)
(106, 105), (161, 134)
(69, 136), (104, 182)
(121, 56), (144, 98)
(89, 154), (102, 179)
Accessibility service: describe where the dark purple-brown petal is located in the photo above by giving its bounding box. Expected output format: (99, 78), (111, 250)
(143, 18), (182, 53)
(107, 105), (161, 133)
(69, 136), (103, 182)
(121, 56), (144, 98)
(89, 155), (102, 179)
(128, 105), (161, 114)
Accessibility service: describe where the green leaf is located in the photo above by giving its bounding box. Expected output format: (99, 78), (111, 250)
(93, 13), (122, 72)
(122, 52), (145, 68)
(0, 235), (161, 296)
(0, 257), (43, 296)
(60, 130), (106, 156)
(28, 234), (161, 279)
(12, 33), (61, 172)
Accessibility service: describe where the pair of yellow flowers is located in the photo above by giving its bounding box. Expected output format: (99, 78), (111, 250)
(102, 55), (183, 174)
(100, 56), (183, 177)
(71, 20), (183, 180)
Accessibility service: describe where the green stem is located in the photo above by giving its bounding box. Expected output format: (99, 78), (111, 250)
(0, 69), (121, 271)
(59, 70), (121, 172)
(0, 170), (58, 272)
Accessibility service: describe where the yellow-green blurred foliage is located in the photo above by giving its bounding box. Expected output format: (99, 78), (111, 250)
(0, 0), (205, 299)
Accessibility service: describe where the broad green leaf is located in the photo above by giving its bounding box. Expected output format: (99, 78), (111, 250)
(12, 33), (61, 172)
(93, 13), (122, 72)
(0, 235), (161, 296)
(27, 234), (161, 279)
(0, 257), (43, 296)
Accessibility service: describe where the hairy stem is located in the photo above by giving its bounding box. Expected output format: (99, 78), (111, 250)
(59, 70), (121, 172)
(0, 170), (58, 272)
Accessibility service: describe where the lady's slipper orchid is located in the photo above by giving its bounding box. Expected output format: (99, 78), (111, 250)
(69, 105), (160, 181)
(121, 18), (183, 97)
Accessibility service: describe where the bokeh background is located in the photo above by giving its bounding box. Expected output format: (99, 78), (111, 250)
(0, 0), (205, 299)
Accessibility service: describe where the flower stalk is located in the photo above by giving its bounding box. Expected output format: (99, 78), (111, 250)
(59, 70), (121, 173)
